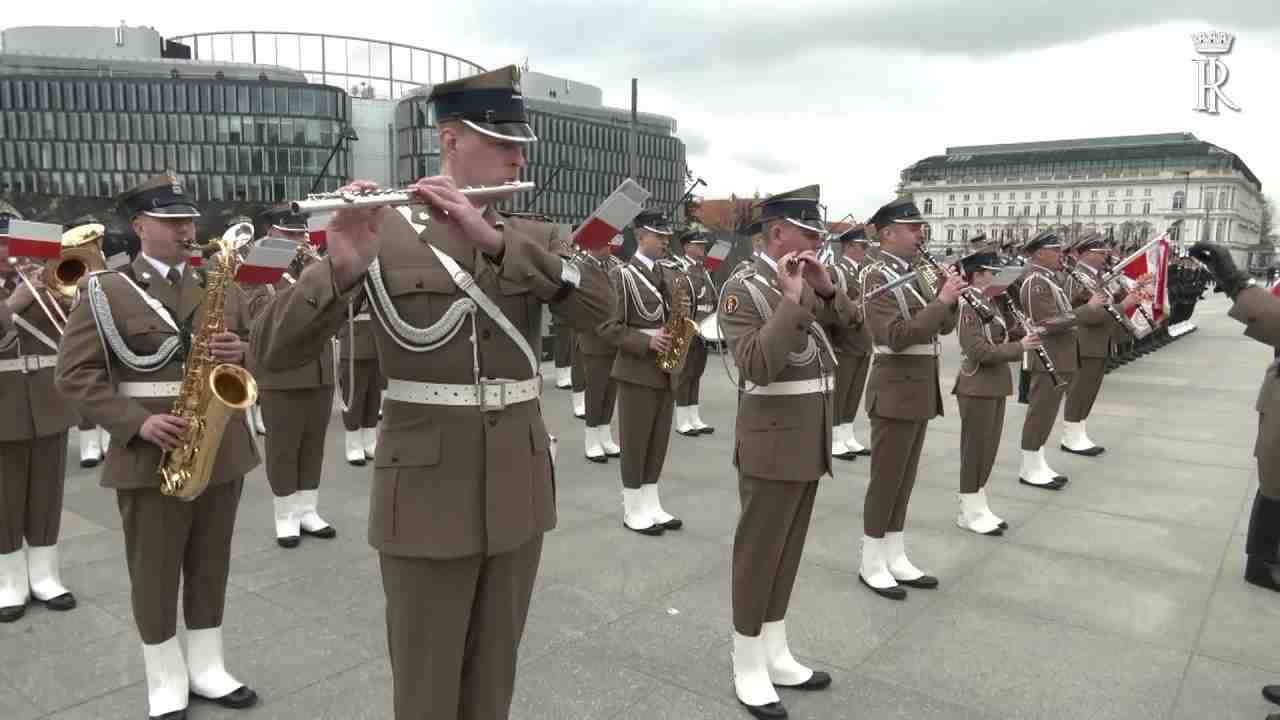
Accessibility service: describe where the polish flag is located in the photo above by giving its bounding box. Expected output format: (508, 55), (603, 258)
(307, 212), (332, 249)
(705, 239), (732, 272)
(1, 220), (63, 259)
(608, 233), (624, 256)
(1111, 233), (1171, 324)
(235, 237), (298, 285)
(572, 179), (651, 251)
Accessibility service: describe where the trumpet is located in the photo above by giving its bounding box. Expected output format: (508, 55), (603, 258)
(290, 181), (535, 214)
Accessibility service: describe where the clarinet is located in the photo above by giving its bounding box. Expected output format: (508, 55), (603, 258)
(1063, 256), (1137, 337)
(994, 292), (1067, 389)
(918, 252), (994, 322)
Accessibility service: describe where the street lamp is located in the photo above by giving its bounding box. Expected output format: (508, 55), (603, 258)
(311, 125), (359, 193)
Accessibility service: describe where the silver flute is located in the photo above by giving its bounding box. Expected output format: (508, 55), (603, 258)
(291, 181), (536, 214)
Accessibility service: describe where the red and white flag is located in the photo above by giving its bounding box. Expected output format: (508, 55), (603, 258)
(1, 220), (62, 260)
(705, 239), (732, 272)
(1111, 233), (1171, 324)
(307, 212), (332, 249)
(572, 179), (651, 251)
(608, 233), (624, 256)
(235, 238), (297, 285)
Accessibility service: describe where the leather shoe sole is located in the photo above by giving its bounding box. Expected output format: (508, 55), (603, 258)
(659, 518), (683, 530)
(853, 448), (872, 457)
(675, 429), (701, 437)
(346, 458), (367, 467)
(585, 455), (608, 464)
(1263, 685), (1280, 705)
(623, 522), (664, 536)
(0, 604), (25, 622)
(150, 709), (187, 720)
(301, 526), (337, 539)
(739, 700), (788, 719)
(833, 452), (858, 461)
(604, 451), (621, 458)
(776, 670), (831, 690)
(39, 592), (76, 611)
(696, 427), (715, 435)
(858, 575), (906, 600)
(79, 458), (101, 468)
(276, 536), (300, 549)
(192, 685), (258, 709)
(1019, 477), (1066, 491)
(1060, 445), (1105, 457)
(897, 574), (939, 589)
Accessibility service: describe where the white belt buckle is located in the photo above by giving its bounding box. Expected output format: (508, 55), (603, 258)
(478, 379), (506, 413)
(21, 355), (40, 374)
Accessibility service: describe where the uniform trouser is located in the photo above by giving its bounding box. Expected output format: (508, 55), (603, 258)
(570, 345), (587, 393)
(341, 358), (383, 431)
(833, 352), (872, 425)
(117, 479), (242, 644)
(261, 386), (335, 497)
(616, 381), (674, 489)
(0, 432), (68, 553)
(864, 415), (929, 537)
(77, 419), (95, 432)
(732, 476), (818, 636)
(581, 352), (618, 427)
(1020, 369), (1075, 450)
(1257, 410), (1280, 499)
(380, 535), (543, 720)
(957, 396), (1006, 494)
(554, 327), (574, 369)
(1064, 357), (1106, 423)
(674, 337), (708, 407)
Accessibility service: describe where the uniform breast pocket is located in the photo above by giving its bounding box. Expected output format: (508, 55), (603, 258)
(117, 312), (172, 354)
(380, 266), (460, 327)
(497, 276), (537, 331)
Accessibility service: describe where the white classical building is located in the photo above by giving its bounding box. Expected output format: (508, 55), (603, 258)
(898, 133), (1265, 260)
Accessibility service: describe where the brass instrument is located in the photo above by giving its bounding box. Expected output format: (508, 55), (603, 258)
(918, 252), (994, 321)
(289, 240), (322, 275)
(993, 292), (1068, 389)
(6, 257), (68, 333)
(159, 222), (259, 501)
(657, 271), (700, 374)
(290, 181), (535, 214)
(1062, 255), (1137, 337)
(45, 224), (108, 299)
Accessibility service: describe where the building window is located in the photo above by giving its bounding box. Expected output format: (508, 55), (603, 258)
(1172, 191), (1185, 210)
(1143, 188), (1152, 196)
(978, 193), (984, 200)
(1024, 191), (1031, 200)
(1204, 190), (1215, 210)
(961, 228), (969, 241)
(1008, 204), (1015, 216)
(1023, 205), (1031, 216)
(1125, 202), (1132, 214)
(1072, 189), (1080, 199)
(1039, 204), (1047, 216)
(1107, 203), (1114, 215)
(1091, 189), (1100, 199)
(1040, 191), (1048, 199)
(1142, 202), (1151, 215)
(923, 198), (933, 214)
(1125, 188), (1134, 197)
(947, 228), (955, 242)
(992, 206), (999, 216)
(1056, 190), (1064, 199)
(1056, 203), (1063, 216)
(948, 194), (955, 201)
(962, 193), (969, 201)
(948, 207), (955, 217)
(1090, 203), (1097, 215)
(962, 207), (969, 217)
(1108, 188), (1116, 197)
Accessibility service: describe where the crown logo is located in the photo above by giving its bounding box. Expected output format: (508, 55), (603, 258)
(1191, 31), (1234, 54)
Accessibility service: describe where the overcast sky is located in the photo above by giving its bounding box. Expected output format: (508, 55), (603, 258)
(5, 2), (1279, 219)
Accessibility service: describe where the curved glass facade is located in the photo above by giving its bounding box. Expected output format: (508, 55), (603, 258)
(395, 96), (686, 225)
(168, 32), (485, 101)
(0, 75), (351, 202)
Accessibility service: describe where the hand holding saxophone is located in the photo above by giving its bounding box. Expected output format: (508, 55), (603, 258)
(140, 414), (189, 451)
(648, 330), (673, 354)
(208, 331), (246, 364)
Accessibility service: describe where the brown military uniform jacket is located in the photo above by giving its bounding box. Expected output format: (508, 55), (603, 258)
(597, 254), (687, 390)
(680, 256), (717, 324)
(245, 276), (335, 390)
(1020, 264), (1079, 373)
(250, 205), (612, 559)
(576, 253), (621, 357)
(827, 257), (871, 356)
(338, 296), (378, 361)
(55, 256), (260, 489)
(718, 255), (857, 482)
(0, 277), (79, 441)
(1064, 263), (1127, 359)
(952, 295), (1022, 398)
(862, 252), (959, 420)
(1228, 287), (1280, 458)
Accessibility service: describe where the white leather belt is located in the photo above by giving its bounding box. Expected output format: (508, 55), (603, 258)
(639, 328), (662, 336)
(119, 381), (183, 398)
(874, 342), (939, 356)
(743, 375), (833, 396)
(0, 355), (58, 373)
(385, 377), (541, 412)
(353, 312), (371, 321)
(696, 303), (714, 313)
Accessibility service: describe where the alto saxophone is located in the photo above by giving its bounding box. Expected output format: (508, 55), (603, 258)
(159, 223), (260, 500)
(657, 271), (700, 374)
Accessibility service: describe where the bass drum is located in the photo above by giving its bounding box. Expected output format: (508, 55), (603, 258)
(699, 313), (724, 348)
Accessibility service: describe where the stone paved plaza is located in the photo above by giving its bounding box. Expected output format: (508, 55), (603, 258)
(2, 295), (1278, 720)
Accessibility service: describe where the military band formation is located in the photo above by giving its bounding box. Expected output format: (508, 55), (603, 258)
(0, 63), (1276, 720)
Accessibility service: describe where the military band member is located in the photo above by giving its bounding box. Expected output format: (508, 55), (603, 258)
(827, 225), (873, 459)
(953, 243), (1041, 536)
(859, 198), (962, 600)
(674, 222), (717, 436)
(0, 214), (80, 622)
(245, 209), (337, 548)
(577, 240), (623, 462)
(338, 294), (382, 465)
(597, 210), (685, 535)
(1190, 242), (1280, 592)
(55, 173), (260, 719)
(553, 318), (575, 389)
(719, 186), (843, 719)
(250, 66), (612, 720)
(570, 327), (587, 418)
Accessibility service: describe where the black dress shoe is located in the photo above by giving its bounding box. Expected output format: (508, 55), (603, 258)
(150, 709), (187, 720)
(1019, 477), (1067, 491)
(623, 522), (664, 536)
(676, 428), (701, 437)
(854, 447), (872, 457)
(998, 521), (1010, 530)
(574, 413), (586, 420)
(40, 592), (76, 611)
(739, 700), (788, 719)
(80, 457), (101, 469)
(604, 448), (621, 458)
(1245, 556), (1280, 592)
(301, 526), (337, 539)
(659, 517), (683, 530)
(776, 670), (831, 690)
(0, 603), (25, 622)
(696, 426), (715, 435)
(585, 454), (608, 464)
(1263, 685), (1280, 705)
(1060, 444), (1105, 457)
(897, 574), (939, 589)
(192, 685), (258, 709)
(833, 451), (858, 461)
(347, 458), (366, 467)
(276, 536), (300, 549)
(858, 575), (906, 600)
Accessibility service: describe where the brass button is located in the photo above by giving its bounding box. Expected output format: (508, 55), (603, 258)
(481, 329), (492, 340)
(487, 416), (498, 427)
(415, 280), (424, 289)
(391, 455), (399, 463)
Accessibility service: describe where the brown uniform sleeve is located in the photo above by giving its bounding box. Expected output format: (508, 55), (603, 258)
(719, 279), (814, 386)
(1022, 275), (1077, 333)
(1229, 286), (1280, 347)
(958, 304), (1023, 365)
(496, 221), (613, 335)
(596, 266), (654, 358)
(863, 267), (956, 351)
(251, 258), (363, 374)
(54, 275), (153, 444)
